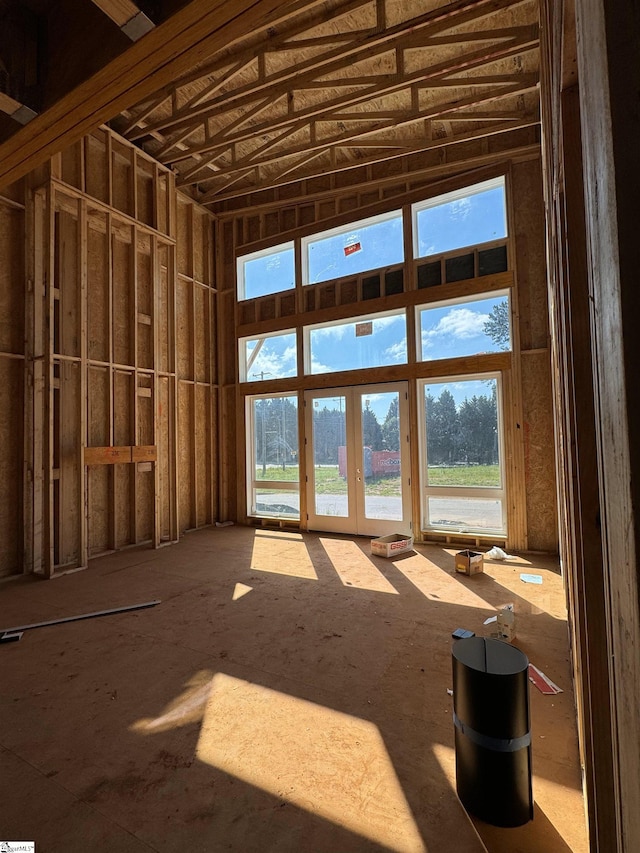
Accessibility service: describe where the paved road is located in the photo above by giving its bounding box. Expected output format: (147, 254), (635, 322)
(256, 490), (503, 530)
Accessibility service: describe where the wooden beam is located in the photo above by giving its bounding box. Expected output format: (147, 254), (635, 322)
(84, 446), (133, 465)
(0, 92), (38, 125)
(195, 120), (539, 205)
(0, 0), (303, 189)
(90, 0), (156, 41)
(84, 444), (157, 464)
(90, 0), (143, 28)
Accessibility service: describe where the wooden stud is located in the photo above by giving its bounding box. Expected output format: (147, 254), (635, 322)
(79, 198), (89, 568)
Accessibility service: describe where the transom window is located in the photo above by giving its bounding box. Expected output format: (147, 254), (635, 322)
(304, 309), (407, 375)
(412, 177), (507, 260)
(302, 210), (404, 286)
(237, 241), (295, 301)
(239, 330), (297, 382)
(417, 291), (511, 362)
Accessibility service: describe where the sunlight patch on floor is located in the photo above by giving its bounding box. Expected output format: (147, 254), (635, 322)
(131, 671), (214, 734)
(531, 775), (587, 851)
(431, 742), (456, 788)
(196, 673), (426, 852)
(250, 531), (318, 579)
(319, 537), (399, 594)
(233, 582), (253, 600)
(393, 552), (494, 610)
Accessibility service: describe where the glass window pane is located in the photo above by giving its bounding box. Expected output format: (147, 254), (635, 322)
(250, 396), (299, 518)
(424, 379), (501, 486)
(238, 242), (295, 300)
(311, 397), (348, 517)
(413, 178), (507, 259)
(426, 496), (503, 532)
(304, 212), (403, 285)
(240, 332), (297, 382)
(418, 293), (510, 362)
(307, 311), (407, 375)
(253, 488), (300, 518)
(361, 391), (403, 522)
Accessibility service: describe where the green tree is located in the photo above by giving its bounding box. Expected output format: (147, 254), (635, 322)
(362, 405), (384, 450)
(426, 389), (459, 465)
(382, 397), (400, 451)
(458, 393), (498, 465)
(483, 299), (510, 350)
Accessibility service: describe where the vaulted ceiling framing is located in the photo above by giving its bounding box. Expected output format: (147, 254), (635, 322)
(111, 0), (540, 211)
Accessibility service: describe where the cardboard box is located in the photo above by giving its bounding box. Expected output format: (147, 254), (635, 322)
(497, 605), (516, 642)
(371, 533), (413, 558)
(454, 549), (484, 576)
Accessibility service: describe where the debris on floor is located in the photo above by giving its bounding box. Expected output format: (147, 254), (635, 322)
(454, 549), (484, 575)
(0, 600), (161, 644)
(452, 628), (475, 639)
(529, 664), (563, 694)
(485, 546), (516, 560)
(520, 572), (544, 584)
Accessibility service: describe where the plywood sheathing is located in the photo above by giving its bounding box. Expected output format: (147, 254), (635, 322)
(511, 159), (557, 552)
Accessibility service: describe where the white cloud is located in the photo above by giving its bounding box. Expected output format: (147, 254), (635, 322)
(423, 308), (489, 346)
(449, 197), (472, 221)
(311, 323), (348, 341)
(251, 343), (297, 379)
(310, 357), (332, 374)
(384, 340), (407, 362)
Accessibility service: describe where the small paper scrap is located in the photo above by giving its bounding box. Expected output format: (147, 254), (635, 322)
(520, 573), (543, 584)
(528, 664), (563, 694)
(484, 615), (498, 625)
(485, 546), (516, 560)
(447, 689), (454, 696)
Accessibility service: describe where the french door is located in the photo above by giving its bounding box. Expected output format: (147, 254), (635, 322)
(304, 382), (411, 536)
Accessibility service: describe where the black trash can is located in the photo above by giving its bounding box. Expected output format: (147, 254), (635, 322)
(452, 636), (533, 827)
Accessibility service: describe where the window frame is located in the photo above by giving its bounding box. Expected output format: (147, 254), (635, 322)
(246, 393), (300, 520)
(411, 176), (507, 261)
(418, 372), (507, 537)
(301, 208), (404, 286)
(303, 307), (408, 376)
(238, 329), (298, 383)
(415, 288), (512, 363)
(236, 240), (295, 302)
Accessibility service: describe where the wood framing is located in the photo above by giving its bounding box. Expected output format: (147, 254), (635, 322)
(112, 0), (540, 207)
(0, 0), (305, 189)
(12, 126), (218, 578)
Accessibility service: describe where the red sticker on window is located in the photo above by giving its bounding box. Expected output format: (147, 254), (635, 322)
(344, 242), (361, 256)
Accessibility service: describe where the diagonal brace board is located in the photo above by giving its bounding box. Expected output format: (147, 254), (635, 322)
(0, 600), (161, 643)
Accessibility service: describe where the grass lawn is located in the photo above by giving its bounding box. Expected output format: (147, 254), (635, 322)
(256, 463), (500, 492)
(427, 464), (500, 487)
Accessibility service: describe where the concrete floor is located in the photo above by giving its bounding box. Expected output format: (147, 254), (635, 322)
(0, 526), (588, 852)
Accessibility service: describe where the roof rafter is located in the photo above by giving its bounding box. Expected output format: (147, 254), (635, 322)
(196, 119), (538, 205)
(188, 83), (537, 190)
(130, 0), (533, 141)
(162, 34), (538, 169)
